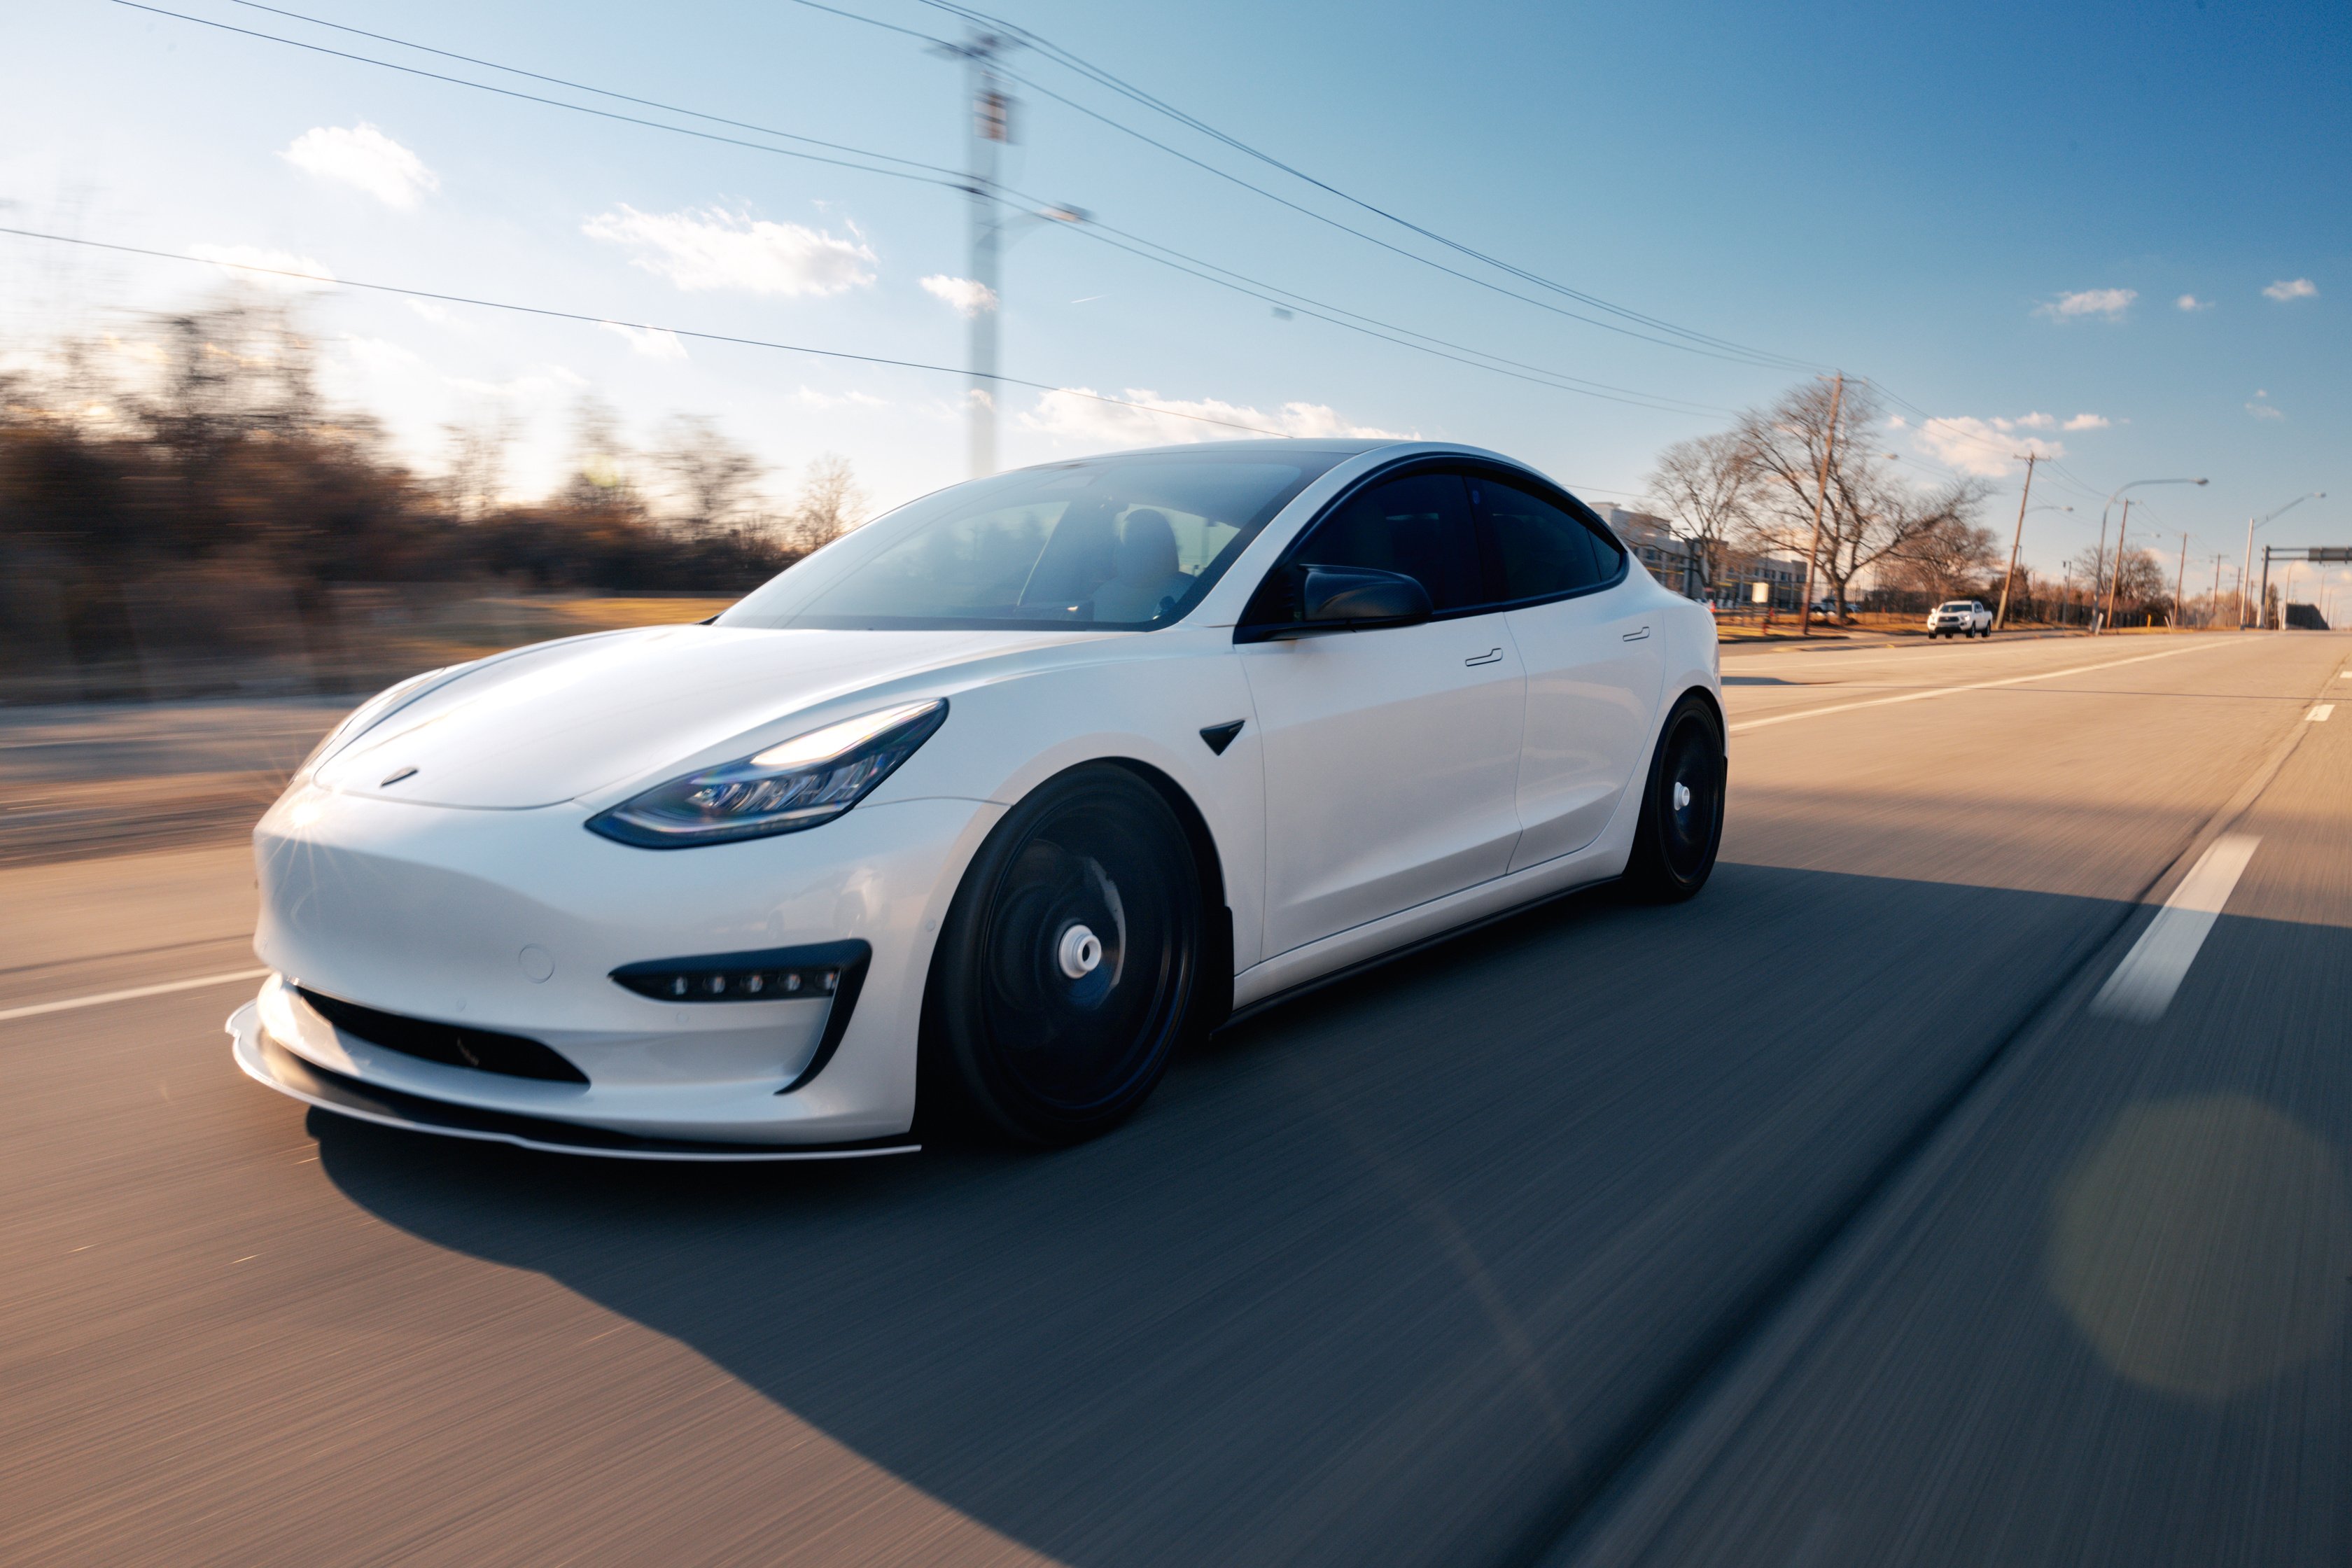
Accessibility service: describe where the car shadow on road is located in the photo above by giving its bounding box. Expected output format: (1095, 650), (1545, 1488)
(315, 862), (2138, 1568)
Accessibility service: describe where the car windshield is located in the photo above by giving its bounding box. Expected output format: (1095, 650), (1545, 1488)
(718, 448), (1350, 632)
(1939, 602), (1974, 612)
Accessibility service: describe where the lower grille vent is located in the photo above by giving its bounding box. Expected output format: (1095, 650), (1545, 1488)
(296, 987), (589, 1084)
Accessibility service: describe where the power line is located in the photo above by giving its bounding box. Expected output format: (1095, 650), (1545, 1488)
(791, 0), (1814, 373)
(898, 0), (1826, 372)
(1061, 219), (1734, 418)
(220, 0), (965, 181)
(133, 0), (1741, 419)
(112, 1), (964, 190)
(0, 225), (1305, 439)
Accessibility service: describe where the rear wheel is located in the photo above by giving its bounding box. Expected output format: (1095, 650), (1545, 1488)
(1622, 693), (1726, 903)
(925, 764), (1204, 1144)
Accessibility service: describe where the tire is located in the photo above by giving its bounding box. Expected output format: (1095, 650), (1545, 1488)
(924, 764), (1205, 1144)
(1622, 692), (1726, 903)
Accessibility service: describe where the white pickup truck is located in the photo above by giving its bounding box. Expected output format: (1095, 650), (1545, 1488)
(1926, 599), (1992, 638)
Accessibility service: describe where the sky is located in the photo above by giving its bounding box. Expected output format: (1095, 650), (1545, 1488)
(2, 0), (2347, 594)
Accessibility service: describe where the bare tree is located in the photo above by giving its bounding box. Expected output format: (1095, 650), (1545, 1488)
(1882, 514), (2001, 602)
(440, 407), (517, 522)
(787, 452), (868, 553)
(1733, 379), (1988, 617)
(556, 396), (639, 519)
(1644, 428), (1754, 598)
(2066, 544), (2169, 622)
(652, 414), (765, 537)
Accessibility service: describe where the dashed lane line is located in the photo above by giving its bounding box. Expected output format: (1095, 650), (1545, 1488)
(1727, 640), (2239, 735)
(2090, 834), (2262, 1022)
(0, 968), (269, 1023)
(2308, 704), (2334, 722)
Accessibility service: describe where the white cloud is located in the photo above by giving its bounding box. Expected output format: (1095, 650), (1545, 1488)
(340, 336), (421, 372)
(598, 322), (688, 360)
(1991, 412), (2056, 431)
(582, 205), (875, 295)
(2035, 287), (2136, 322)
(2263, 277), (2318, 302)
(2061, 413), (2111, 431)
(281, 123), (439, 209)
(793, 386), (888, 410)
(1910, 415), (2063, 477)
(920, 274), (997, 316)
(188, 243), (336, 291)
(1022, 386), (1408, 449)
(2247, 390), (2286, 420)
(445, 365), (589, 402)
(407, 300), (453, 325)
(2176, 293), (2210, 312)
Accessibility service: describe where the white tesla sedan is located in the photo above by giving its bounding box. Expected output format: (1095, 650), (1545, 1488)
(231, 440), (1724, 1157)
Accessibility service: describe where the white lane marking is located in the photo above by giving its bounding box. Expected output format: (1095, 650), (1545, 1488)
(0, 967), (268, 1023)
(2308, 704), (2334, 722)
(1728, 640), (2234, 734)
(2092, 834), (2261, 1022)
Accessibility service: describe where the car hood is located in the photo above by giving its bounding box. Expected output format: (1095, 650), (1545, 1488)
(312, 624), (1098, 808)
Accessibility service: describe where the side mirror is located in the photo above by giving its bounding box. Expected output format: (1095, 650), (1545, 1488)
(1294, 564), (1434, 631)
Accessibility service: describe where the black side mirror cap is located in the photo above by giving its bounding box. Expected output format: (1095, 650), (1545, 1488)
(1278, 564), (1435, 636)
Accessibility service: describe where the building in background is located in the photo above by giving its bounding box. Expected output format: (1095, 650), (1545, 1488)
(1590, 505), (1809, 610)
(1595, 506), (1698, 598)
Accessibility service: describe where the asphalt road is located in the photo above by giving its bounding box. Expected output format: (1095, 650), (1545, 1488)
(4, 631), (2346, 1567)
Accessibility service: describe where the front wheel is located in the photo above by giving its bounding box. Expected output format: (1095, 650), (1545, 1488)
(923, 764), (1205, 1144)
(1622, 693), (1726, 903)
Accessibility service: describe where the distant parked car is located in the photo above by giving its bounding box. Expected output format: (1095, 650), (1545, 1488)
(1926, 599), (1992, 638)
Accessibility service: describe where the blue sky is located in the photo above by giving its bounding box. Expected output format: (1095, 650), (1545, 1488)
(3, 0), (2346, 589)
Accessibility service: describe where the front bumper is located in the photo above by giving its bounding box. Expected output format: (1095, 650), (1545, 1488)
(244, 784), (1000, 1147)
(230, 1002), (918, 1160)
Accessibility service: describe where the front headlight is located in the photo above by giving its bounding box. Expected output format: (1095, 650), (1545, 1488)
(585, 699), (949, 848)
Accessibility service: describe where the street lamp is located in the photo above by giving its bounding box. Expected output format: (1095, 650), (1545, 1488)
(2092, 478), (2208, 635)
(2239, 492), (2326, 629)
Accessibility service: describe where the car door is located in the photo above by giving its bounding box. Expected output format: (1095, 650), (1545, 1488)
(1469, 472), (1663, 871)
(1238, 468), (1527, 958)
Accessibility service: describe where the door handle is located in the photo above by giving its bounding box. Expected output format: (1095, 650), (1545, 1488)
(1621, 626), (1651, 642)
(1464, 648), (1504, 667)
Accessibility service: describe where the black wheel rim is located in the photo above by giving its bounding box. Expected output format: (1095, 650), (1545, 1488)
(1658, 713), (1721, 880)
(975, 791), (1193, 1114)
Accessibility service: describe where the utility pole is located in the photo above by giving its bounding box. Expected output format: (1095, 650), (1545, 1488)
(2173, 531), (2188, 632)
(2260, 543), (2273, 629)
(945, 31), (1013, 479)
(2101, 498), (2132, 634)
(2208, 553), (2225, 629)
(1994, 451), (2036, 632)
(1796, 372), (1842, 638)
(2090, 512), (2111, 635)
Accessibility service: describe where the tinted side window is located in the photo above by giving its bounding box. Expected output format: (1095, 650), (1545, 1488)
(1285, 470), (1485, 612)
(1472, 477), (1620, 602)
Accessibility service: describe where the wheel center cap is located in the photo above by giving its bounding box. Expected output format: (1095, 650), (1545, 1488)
(1672, 782), (1693, 811)
(1056, 923), (1104, 979)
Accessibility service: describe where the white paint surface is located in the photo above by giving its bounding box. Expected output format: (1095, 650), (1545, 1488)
(2092, 834), (2262, 1023)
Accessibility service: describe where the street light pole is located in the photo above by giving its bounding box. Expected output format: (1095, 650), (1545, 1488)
(1994, 451), (2037, 631)
(2093, 477), (2208, 636)
(2174, 531), (2189, 631)
(2238, 492), (2327, 629)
